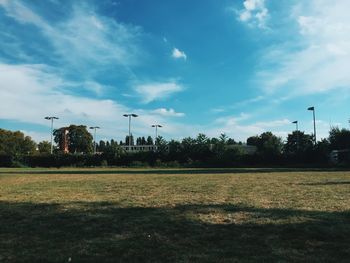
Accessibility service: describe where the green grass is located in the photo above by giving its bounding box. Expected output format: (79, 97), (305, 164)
(0, 168), (350, 262)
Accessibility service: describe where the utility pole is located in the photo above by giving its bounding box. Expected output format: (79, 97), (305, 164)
(123, 114), (138, 150)
(307, 107), (316, 145)
(151, 124), (163, 144)
(45, 116), (59, 154)
(89, 126), (100, 154)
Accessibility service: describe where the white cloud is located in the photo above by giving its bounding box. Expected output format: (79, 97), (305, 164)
(0, 1), (194, 143)
(204, 115), (291, 141)
(0, 63), (331, 143)
(152, 108), (185, 117)
(0, 0), (47, 28)
(0, 0), (143, 71)
(0, 63), (193, 142)
(172, 48), (187, 60)
(237, 0), (269, 28)
(257, 0), (350, 97)
(134, 82), (184, 104)
(0, 63), (127, 124)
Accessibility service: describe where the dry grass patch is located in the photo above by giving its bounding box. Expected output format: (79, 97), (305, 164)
(0, 168), (349, 262)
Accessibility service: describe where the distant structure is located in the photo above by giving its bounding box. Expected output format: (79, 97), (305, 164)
(229, 144), (257, 155)
(209, 144), (257, 155)
(330, 149), (350, 164)
(59, 128), (69, 153)
(120, 145), (158, 153)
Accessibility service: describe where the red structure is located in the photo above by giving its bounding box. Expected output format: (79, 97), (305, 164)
(59, 127), (69, 153)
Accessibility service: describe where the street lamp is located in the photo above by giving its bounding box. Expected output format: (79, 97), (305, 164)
(151, 124), (163, 144)
(44, 116), (59, 154)
(123, 114), (138, 149)
(89, 126), (100, 154)
(307, 106), (316, 144)
(292, 120), (299, 150)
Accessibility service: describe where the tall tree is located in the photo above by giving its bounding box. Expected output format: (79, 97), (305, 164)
(247, 132), (283, 156)
(125, 134), (134, 146)
(0, 129), (36, 156)
(284, 131), (314, 155)
(38, 141), (52, 154)
(54, 125), (93, 154)
(146, 136), (153, 145)
(68, 125), (93, 153)
(155, 136), (168, 153)
(98, 140), (106, 152)
(329, 127), (350, 150)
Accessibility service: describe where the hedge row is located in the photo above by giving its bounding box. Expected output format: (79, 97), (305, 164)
(0, 151), (346, 168)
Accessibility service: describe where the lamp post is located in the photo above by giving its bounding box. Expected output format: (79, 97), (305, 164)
(151, 124), (162, 144)
(307, 106), (316, 144)
(123, 114), (138, 149)
(89, 126), (100, 154)
(292, 120), (299, 150)
(45, 116), (59, 154)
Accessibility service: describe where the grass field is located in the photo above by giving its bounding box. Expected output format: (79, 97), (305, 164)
(0, 168), (350, 262)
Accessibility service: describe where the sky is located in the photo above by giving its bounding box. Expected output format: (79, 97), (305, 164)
(0, 0), (350, 143)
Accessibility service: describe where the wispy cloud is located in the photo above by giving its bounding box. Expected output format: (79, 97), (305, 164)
(134, 82), (184, 104)
(172, 48), (187, 60)
(257, 0), (350, 98)
(0, 0), (143, 73)
(236, 0), (269, 28)
(152, 108), (185, 117)
(0, 63), (187, 142)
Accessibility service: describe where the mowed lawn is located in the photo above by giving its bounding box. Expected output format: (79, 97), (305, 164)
(0, 168), (349, 262)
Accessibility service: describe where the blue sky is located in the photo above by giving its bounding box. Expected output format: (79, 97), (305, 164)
(0, 0), (349, 143)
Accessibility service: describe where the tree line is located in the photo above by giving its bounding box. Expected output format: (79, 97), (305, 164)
(0, 125), (350, 167)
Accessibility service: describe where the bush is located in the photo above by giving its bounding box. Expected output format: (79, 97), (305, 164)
(0, 154), (13, 167)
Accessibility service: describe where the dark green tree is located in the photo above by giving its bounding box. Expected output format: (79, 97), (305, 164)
(155, 136), (168, 153)
(125, 134), (134, 146)
(68, 125), (93, 153)
(0, 129), (36, 156)
(54, 125), (93, 154)
(247, 132), (283, 156)
(98, 140), (106, 152)
(37, 141), (51, 154)
(146, 136), (154, 145)
(329, 127), (350, 150)
(284, 131), (314, 155)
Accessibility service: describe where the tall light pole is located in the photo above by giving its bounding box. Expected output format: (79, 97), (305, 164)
(307, 106), (316, 145)
(292, 120), (299, 150)
(123, 114), (138, 149)
(151, 124), (162, 144)
(45, 116), (59, 154)
(89, 126), (100, 154)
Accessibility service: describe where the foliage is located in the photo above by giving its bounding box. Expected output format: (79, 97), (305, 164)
(284, 131), (314, 155)
(329, 127), (350, 150)
(3, 126), (350, 167)
(0, 129), (36, 156)
(247, 132), (283, 156)
(125, 134), (134, 146)
(37, 141), (51, 154)
(54, 125), (93, 154)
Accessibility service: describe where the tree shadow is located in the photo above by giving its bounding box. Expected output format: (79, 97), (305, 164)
(299, 181), (350, 186)
(1, 167), (349, 175)
(0, 201), (349, 262)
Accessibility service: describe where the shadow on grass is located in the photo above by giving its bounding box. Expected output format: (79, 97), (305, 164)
(300, 181), (350, 186)
(1, 167), (350, 175)
(0, 202), (349, 263)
